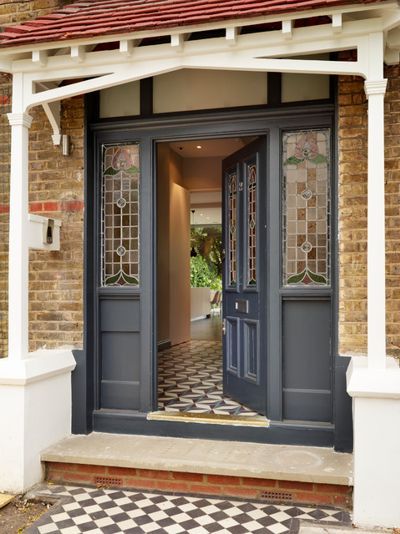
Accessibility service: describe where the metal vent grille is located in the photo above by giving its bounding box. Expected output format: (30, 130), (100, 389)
(94, 476), (123, 488)
(259, 490), (294, 502)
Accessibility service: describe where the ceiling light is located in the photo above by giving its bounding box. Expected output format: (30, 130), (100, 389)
(196, 145), (202, 149)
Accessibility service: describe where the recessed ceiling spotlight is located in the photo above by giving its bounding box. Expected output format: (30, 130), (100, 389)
(196, 145), (202, 149)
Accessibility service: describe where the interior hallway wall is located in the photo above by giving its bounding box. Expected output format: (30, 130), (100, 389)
(157, 146), (190, 346)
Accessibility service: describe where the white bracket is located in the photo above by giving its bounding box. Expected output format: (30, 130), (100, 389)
(71, 45), (85, 63)
(226, 27), (238, 46)
(32, 50), (48, 67)
(28, 214), (62, 251)
(171, 34), (185, 50)
(42, 100), (61, 145)
(332, 13), (343, 33)
(282, 20), (293, 40)
(119, 39), (134, 56)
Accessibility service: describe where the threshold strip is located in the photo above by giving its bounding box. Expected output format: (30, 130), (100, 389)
(147, 411), (269, 427)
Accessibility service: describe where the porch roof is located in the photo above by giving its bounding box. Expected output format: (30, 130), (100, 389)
(0, 0), (388, 48)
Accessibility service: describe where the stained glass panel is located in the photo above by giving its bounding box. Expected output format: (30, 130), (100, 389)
(228, 172), (238, 286)
(282, 129), (330, 286)
(101, 144), (140, 286)
(247, 163), (257, 286)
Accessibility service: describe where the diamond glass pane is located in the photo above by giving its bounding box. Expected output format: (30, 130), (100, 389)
(228, 172), (238, 286)
(247, 163), (257, 286)
(101, 144), (140, 286)
(282, 129), (330, 286)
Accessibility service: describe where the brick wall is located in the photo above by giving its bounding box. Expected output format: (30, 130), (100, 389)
(0, 0), (67, 27)
(338, 65), (400, 358)
(45, 462), (353, 508)
(28, 98), (84, 351)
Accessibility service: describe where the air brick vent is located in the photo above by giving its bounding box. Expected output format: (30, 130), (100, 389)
(259, 490), (293, 502)
(94, 476), (123, 487)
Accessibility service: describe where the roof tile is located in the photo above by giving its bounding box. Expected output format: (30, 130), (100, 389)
(0, 0), (387, 48)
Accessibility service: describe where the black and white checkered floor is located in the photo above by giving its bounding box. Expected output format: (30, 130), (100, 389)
(158, 340), (259, 416)
(27, 485), (351, 534)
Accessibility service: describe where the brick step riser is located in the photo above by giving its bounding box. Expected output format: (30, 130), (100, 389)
(45, 462), (353, 509)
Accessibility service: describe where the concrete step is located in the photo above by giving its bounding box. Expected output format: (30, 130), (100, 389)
(41, 433), (353, 507)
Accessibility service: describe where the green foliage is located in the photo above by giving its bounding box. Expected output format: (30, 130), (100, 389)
(190, 255), (222, 290)
(190, 226), (223, 276)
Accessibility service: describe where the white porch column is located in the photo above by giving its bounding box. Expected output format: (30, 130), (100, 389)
(347, 66), (400, 530)
(0, 77), (76, 494)
(7, 111), (32, 361)
(365, 78), (387, 369)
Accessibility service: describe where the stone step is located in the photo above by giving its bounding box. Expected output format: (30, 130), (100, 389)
(42, 433), (353, 507)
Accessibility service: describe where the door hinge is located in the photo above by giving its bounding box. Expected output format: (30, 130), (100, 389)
(222, 318), (226, 335)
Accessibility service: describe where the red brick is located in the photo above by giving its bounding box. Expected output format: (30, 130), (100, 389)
(278, 480), (314, 492)
(206, 474), (241, 486)
(172, 472), (205, 482)
(137, 469), (173, 480)
(77, 464), (107, 475)
(155, 480), (190, 492)
(240, 477), (277, 488)
(124, 477), (157, 490)
(108, 466), (137, 477)
(316, 483), (352, 494)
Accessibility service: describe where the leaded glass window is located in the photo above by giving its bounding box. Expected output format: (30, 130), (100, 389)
(101, 144), (140, 286)
(282, 129), (330, 286)
(228, 172), (238, 286)
(247, 163), (257, 286)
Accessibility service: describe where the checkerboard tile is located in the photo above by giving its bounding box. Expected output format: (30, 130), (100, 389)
(26, 485), (351, 534)
(158, 340), (259, 416)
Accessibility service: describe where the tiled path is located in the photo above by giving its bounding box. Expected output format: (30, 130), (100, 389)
(158, 340), (259, 416)
(27, 485), (351, 534)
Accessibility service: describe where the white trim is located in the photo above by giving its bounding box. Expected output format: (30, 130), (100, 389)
(0, 2), (395, 58)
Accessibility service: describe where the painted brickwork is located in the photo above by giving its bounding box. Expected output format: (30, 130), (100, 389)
(338, 65), (400, 358)
(45, 462), (353, 508)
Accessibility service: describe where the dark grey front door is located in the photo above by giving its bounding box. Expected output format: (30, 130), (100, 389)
(222, 138), (267, 415)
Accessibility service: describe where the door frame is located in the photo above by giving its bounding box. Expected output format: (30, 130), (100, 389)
(80, 103), (350, 449)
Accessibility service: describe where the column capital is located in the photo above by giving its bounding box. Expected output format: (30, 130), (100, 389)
(364, 79), (388, 99)
(7, 112), (33, 129)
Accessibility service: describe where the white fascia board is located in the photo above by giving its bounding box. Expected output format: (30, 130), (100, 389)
(13, 17), (379, 79)
(0, 1), (396, 60)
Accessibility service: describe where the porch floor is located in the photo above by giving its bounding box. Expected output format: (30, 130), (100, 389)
(41, 433), (353, 486)
(158, 339), (260, 417)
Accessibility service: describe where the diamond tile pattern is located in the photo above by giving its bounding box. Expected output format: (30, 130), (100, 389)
(27, 485), (350, 534)
(158, 340), (259, 416)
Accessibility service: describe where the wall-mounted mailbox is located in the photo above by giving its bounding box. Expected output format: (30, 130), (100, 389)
(28, 214), (62, 251)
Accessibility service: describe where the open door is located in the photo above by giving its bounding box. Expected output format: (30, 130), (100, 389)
(222, 137), (267, 416)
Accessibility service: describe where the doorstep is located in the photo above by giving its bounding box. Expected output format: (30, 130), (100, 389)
(42, 433), (353, 507)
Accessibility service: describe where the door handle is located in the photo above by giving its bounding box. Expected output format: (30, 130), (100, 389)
(222, 318), (226, 335)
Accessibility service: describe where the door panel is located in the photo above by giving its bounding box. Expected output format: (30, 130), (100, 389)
(97, 142), (142, 411)
(222, 138), (267, 415)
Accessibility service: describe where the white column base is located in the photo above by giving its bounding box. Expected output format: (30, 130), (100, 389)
(0, 349), (76, 493)
(347, 356), (400, 529)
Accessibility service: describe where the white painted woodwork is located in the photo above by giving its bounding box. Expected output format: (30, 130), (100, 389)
(7, 108), (32, 361)
(71, 45), (85, 62)
(365, 77), (387, 370)
(32, 49), (47, 67)
(119, 39), (133, 56)
(331, 13), (343, 33)
(282, 20), (293, 39)
(42, 100), (61, 145)
(225, 27), (238, 46)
